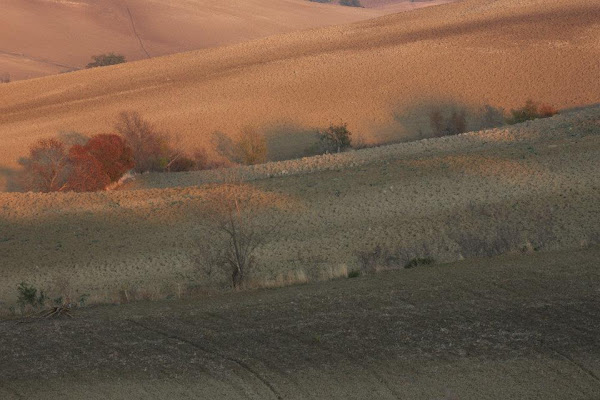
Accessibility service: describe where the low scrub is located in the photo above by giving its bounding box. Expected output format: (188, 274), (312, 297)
(0, 73), (10, 83)
(86, 53), (126, 68)
(506, 100), (558, 124)
(316, 123), (353, 154)
(340, 0), (362, 6)
(404, 257), (435, 269)
(234, 127), (268, 165)
(429, 108), (467, 137)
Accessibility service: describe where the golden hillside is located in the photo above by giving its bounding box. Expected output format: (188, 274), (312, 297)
(1, 0), (400, 81)
(1, 0), (598, 191)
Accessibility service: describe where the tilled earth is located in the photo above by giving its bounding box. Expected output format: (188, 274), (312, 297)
(1, 246), (599, 399)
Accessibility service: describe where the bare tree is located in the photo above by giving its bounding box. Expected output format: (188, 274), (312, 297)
(198, 174), (281, 288)
(18, 139), (71, 192)
(115, 111), (169, 172)
(234, 126), (268, 165)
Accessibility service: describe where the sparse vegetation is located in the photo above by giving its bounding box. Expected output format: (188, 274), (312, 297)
(357, 245), (400, 273)
(86, 53), (126, 68)
(234, 127), (268, 165)
(507, 100), (558, 124)
(479, 104), (506, 129)
(429, 108), (468, 137)
(404, 257), (435, 269)
(317, 123), (353, 153)
(339, 0), (362, 6)
(347, 270), (361, 278)
(17, 282), (46, 310)
(0, 73), (10, 83)
(115, 111), (213, 173)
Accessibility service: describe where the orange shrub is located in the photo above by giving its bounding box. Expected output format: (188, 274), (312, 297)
(66, 145), (111, 192)
(84, 134), (134, 182)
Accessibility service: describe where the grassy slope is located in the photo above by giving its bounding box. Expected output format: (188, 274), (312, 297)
(0, 106), (598, 304)
(1, 0), (598, 190)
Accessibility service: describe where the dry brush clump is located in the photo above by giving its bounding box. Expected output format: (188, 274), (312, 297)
(507, 100), (558, 125)
(429, 108), (468, 137)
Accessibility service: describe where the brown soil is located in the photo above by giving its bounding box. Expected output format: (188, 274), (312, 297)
(1, 246), (599, 399)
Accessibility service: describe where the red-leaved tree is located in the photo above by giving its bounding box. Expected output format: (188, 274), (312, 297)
(66, 145), (111, 192)
(83, 134), (134, 182)
(19, 134), (134, 192)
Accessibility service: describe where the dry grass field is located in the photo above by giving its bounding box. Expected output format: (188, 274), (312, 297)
(1, 0), (598, 191)
(1, 106), (598, 307)
(1, 0), (407, 81)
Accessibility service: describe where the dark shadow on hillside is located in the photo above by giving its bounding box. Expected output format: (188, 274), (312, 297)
(0, 167), (21, 192)
(372, 98), (506, 143)
(262, 122), (319, 161)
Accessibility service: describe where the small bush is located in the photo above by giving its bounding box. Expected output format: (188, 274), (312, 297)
(507, 100), (558, 124)
(340, 0), (362, 6)
(479, 105), (506, 129)
(17, 282), (46, 309)
(347, 270), (361, 278)
(0, 73), (10, 83)
(309, 0), (331, 2)
(429, 108), (467, 137)
(235, 127), (268, 165)
(404, 257), (435, 269)
(86, 53), (126, 69)
(317, 123), (353, 154)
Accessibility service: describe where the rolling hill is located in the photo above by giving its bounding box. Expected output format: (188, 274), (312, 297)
(1, 0), (599, 192)
(0, 0), (428, 81)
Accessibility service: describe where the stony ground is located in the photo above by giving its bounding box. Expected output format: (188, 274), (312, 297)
(1, 246), (599, 399)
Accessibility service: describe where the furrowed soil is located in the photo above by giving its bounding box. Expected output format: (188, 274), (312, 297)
(1, 247), (599, 399)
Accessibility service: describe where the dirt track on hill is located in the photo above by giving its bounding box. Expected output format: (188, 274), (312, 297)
(1, 247), (599, 399)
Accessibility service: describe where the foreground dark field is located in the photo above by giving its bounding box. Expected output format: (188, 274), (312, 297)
(1, 246), (599, 399)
